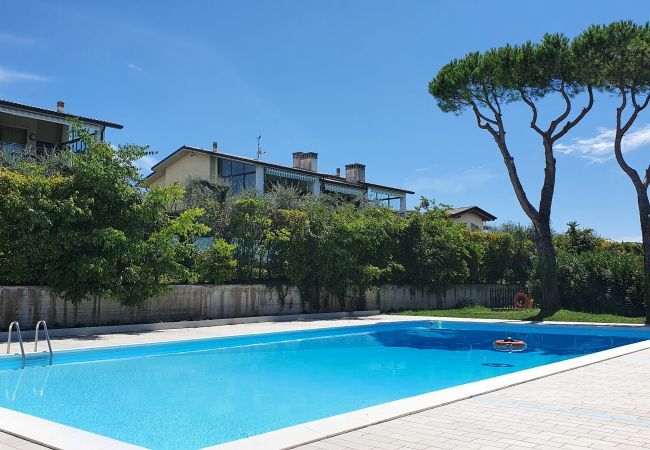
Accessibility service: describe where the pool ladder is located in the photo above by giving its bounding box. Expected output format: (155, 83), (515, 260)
(6, 320), (53, 368)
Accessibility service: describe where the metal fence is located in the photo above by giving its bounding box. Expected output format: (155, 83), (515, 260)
(489, 285), (525, 310)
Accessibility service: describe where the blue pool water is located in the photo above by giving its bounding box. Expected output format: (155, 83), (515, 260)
(0, 320), (648, 449)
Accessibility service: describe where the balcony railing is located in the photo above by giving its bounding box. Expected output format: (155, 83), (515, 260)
(1, 138), (88, 158)
(61, 137), (87, 153)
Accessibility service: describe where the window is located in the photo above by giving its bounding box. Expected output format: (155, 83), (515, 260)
(368, 189), (401, 209)
(218, 158), (257, 193)
(0, 124), (27, 153)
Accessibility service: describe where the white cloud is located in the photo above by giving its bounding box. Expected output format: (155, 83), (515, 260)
(405, 166), (496, 195)
(134, 155), (157, 174)
(0, 66), (48, 83)
(0, 33), (35, 46)
(556, 124), (650, 163)
(128, 63), (144, 72)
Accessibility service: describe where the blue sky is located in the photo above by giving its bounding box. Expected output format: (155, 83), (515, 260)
(1, 1), (648, 241)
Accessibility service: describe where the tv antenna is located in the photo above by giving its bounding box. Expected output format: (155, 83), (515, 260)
(256, 135), (265, 160)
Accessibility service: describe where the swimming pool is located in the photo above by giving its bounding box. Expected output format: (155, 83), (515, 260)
(0, 320), (648, 449)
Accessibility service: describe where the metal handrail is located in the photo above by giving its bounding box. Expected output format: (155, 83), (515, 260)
(34, 320), (53, 364)
(7, 321), (26, 368)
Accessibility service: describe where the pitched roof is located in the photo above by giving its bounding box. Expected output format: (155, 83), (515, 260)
(447, 206), (497, 221)
(146, 145), (414, 194)
(0, 99), (123, 129)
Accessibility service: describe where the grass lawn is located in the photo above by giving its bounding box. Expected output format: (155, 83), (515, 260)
(391, 305), (646, 324)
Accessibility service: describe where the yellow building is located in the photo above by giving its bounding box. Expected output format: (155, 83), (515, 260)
(447, 206), (497, 231)
(144, 145), (414, 213)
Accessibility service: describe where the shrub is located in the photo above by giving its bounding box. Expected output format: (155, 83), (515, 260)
(195, 238), (237, 284)
(556, 248), (645, 316)
(0, 138), (208, 306)
(395, 203), (471, 287)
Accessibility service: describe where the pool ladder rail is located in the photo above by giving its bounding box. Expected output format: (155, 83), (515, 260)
(6, 321), (26, 368)
(34, 320), (54, 364)
(6, 320), (54, 368)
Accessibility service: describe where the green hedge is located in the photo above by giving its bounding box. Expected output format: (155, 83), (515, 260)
(0, 144), (644, 315)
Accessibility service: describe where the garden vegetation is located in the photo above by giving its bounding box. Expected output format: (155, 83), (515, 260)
(0, 137), (645, 318)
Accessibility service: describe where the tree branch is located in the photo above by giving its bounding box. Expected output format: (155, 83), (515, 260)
(615, 86), (645, 189)
(519, 90), (545, 136)
(547, 80), (572, 136)
(490, 87), (502, 115)
(471, 104), (499, 140)
(616, 86), (627, 131)
(621, 93), (647, 135)
(552, 86), (594, 142)
(470, 99), (541, 224)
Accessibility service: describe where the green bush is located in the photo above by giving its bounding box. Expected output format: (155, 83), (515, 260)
(1, 149), (644, 317)
(395, 205), (471, 287)
(556, 248), (645, 316)
(0, 136), (208, 305)
(195, 238), (237, 284)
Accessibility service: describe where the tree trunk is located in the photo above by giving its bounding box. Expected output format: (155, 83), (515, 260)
(636, 189), (650, 324)
(533, 221), (561, 315)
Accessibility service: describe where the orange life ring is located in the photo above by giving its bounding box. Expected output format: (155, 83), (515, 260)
(513, 292), (532, 309)
(494, 338), (527, 352)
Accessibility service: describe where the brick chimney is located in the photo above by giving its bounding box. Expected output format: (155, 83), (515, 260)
(292, 152), (318, 172)
(345, 163), (366, 183)
(56, 100), (64, 113)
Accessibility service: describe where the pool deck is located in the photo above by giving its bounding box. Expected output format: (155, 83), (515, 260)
(1, 315), (649, 450)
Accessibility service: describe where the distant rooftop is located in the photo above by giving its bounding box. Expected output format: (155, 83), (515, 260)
(147, 145), (414, 194)
(447, 206), (497, 221)
(0, 99), (123, 129)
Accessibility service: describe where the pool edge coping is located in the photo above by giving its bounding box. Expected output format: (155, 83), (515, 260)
(0, 316), (649, 450)
(0, 407), (146, 450)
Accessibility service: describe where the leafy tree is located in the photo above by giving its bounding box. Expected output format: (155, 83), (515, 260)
(182, 176), (231, 209)
(556, 247), (645, 316)
(317, 205), (402, 309)
(429, 34), (595, 314)
(396, 203), (471, 287)
(554, 221), (602, 254)
(195, 238), (237, 284)
(228, 197), (272, 281)
(573, 21), (650, 322)
(0, 138), (208, 305)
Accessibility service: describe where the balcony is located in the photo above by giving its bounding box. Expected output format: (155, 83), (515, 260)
(1, 137), (87, 158)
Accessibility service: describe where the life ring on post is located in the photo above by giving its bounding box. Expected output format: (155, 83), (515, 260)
(513, 292), (533, 309)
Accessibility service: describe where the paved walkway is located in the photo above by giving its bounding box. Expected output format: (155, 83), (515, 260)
(1, 317), (649, 449)
(0, 432), (47, 450)
(296, 347), (650, 450)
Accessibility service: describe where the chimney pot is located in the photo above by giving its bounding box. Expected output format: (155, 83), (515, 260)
(345, 163), (366, 183)
(292, 151), (318, 172)
(212, 141), (218, 153)
(335, 168), (341, 177)
(56, 100), (64, 113)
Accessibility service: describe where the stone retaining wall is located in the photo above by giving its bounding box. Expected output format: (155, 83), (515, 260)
(0, 284), (512, 328)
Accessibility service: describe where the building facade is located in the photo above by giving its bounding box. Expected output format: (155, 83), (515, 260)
(447, 206), (497, 231)
(144, 145), (413, 212)
(0, 99), (122, 155)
